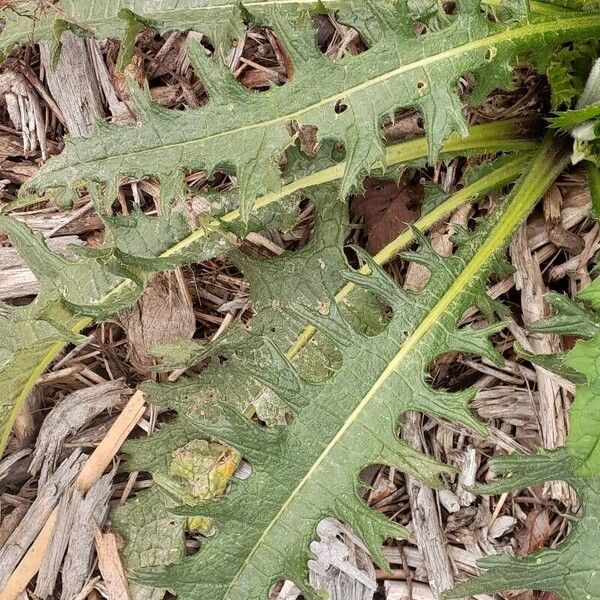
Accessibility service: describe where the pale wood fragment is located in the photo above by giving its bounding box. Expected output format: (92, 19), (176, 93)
(0, 392), (145, 600)
(0, 451), (84, 587)
(30, 380), (128, 486)
(39, 33), (103, 137)
(511, 225), (575, 505)
(94, 528), (131, 600)
(61, 475), (113, 600)
(35, 491), (80, 597)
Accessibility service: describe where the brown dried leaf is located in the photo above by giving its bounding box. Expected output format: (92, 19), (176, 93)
(352, 178), (422, 254)
(515, 508), (552, 556)
(119, 275), (195, 375)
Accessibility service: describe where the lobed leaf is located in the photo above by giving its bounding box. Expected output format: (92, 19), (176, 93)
(447, 161), (600, 600)
(21, 2), (599, 219)
(0, 0), (360, 64)
(123, 138), (569, 600)
(0, 121), (534, 456)
(446, 451), (600, 600)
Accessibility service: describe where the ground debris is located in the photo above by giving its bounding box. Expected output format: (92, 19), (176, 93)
(30, 380), (129, 486)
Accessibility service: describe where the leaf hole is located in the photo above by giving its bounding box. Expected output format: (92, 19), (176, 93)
(485, 46), (497, 62)
(110, 177), (159, 217)
(334, 99), (348, 114)
(286, 121), (320, 156)
(416, 80), (427, 93)
(361, 464), (404, 510)
(108, 32), (209, 110)
(313, 14), (369, 60)
(231, 28), (292, 91)
(269, 580), (299, 599)
(428, 351), (484, 391)
(443, 1), (458, 15)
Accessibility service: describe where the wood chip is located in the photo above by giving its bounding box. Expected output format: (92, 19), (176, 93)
(39, 33), (103, 137)
(0, 236), (84, 299)
(94, 528), (131, 600)
(0, 392), (145, 600)
(455, 447), (478, 507)
(487, 515), (517, 541)
(35, 490), (81, 597)
(30, 380), (129, 486)
(0, 451), (84, 588)
(61, 473), (114, 600)
(272, 518), (376, 600)
(385, 581), (495, 600)
(511, 225), (574, 505)
(403, 412), (454, 596)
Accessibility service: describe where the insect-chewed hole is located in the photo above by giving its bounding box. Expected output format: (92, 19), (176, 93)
(428, 351), (484, 391)
(313, 14), (369, 60)
(110, 177), (159, 217)
(239, 197), (315, 259)
(360, 465), (408, 522)
(230, 27), (292, 91)
(334, 98), (349, 114)
(485, 46), (497, 62)
(442, 1), (458, 14)
(185, 169), (234, 195)
(269, 580), (302, 599)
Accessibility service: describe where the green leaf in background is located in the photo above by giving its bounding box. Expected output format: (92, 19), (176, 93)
(549, 101), (600, 128)
(446, 451), (600, 599)
(446, 226), (600, 599)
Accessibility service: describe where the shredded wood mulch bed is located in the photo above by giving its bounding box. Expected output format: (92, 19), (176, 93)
(0, 14), (591, 600)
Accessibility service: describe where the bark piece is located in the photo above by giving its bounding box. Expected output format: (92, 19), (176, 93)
(272, 518), (376, 600)
(30, 380), (128, 486)
(0, 71), (47, 158)
(510, 224), (574, 505)
(39, 33), (104, 137)
(61, 472), (114, 600)
(35, 490), (81, 598)
(94, 528), (131, 600)
(0, 236), (84, 300)
(0, 451), (84, 587)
